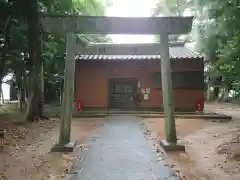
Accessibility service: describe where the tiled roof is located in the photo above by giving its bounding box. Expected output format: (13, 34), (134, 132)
(76, 46), (202, 60)
(169, 46), (201, 59)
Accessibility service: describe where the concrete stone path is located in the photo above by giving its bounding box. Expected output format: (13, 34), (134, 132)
(67, 116), (179, 180)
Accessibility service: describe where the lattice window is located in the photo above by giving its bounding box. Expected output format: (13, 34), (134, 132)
(154, 71), (204, 89)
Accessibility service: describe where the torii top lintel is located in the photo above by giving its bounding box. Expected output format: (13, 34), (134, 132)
(41, 14), (193, 35)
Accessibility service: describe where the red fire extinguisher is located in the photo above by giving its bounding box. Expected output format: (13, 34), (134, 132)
(74, 100), (83, 112)
(196, 99), (203, 112)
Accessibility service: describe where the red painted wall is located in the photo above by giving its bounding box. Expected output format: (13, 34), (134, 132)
(75, 59), (204, 110)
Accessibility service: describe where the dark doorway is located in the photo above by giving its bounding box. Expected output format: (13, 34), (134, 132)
(109, 78), (138, 109)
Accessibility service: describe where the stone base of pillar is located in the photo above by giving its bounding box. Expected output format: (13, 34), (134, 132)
(159, 140), (185, 152)
(51, 141), (76, 152)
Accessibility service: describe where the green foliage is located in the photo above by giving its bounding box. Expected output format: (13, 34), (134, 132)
(217, 32), (240, 82)
(0, 0), (109, 103)
(152, 0), (194, 42)
(201, 0), (240, 90)
(152, 0), (194, 16)
(153, 0), (240, 95)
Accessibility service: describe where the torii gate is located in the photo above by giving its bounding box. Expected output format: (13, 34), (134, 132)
(42, 15), (193, 152)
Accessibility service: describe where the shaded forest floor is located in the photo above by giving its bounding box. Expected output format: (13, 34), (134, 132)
(0, 116), (103, 180)
(144, 102), (240, 180)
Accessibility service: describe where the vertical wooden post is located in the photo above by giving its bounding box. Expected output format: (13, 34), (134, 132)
(59, 31), (76, 145)
(160, 32), (177, 144)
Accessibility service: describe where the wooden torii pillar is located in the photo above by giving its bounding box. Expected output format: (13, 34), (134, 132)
(42, 14), (193, 152)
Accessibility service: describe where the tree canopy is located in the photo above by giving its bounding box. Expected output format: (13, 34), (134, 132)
(0, 0), (110, 120)
(153, 0), (240, 100)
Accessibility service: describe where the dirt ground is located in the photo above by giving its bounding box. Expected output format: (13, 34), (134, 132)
(144, 103), (240, 180)
(0, 117), (103, 180)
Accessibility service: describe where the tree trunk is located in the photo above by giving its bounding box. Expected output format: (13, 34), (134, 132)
(16, 71), (26, 110)
(213, 87), (219, 100)
(0, 84), (3, 104)
(39, 62), (44, 116)
(206, 84), (211, 101)
(19, 85), (25, 110)
(24, 0), (42, 121)
(222, 85), (229, 102)
(1, 87), (4, 104)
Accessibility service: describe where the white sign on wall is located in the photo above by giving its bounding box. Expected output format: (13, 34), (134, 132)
(144, 94), (148, 100)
